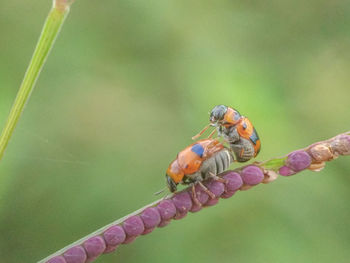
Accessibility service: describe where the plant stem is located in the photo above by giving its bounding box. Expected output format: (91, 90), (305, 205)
(38, 131), (350, 263)
(0, 0), (73, 162)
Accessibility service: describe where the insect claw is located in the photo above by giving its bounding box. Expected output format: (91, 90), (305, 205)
(216, 177), (228, 184)
(208, 172), (227, 184)
(191, 184), (202, 206)
(208, 171), (216, 177)
(198, 181), (216, 199)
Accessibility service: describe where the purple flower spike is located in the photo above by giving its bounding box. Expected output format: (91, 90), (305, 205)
(123, 216), (145, 237)
(103, 225), (126, 247)
(205, 198), (219, 206)
(47, 256), (66, 263)
(205, 180), (225, 197)
(286, 150), (311, 171)
(279, 166), (296, 176)
(142, 227), (155, 235)
(83, 236), (106, 259)
(158, 219), (171, 228)
(172, 191), (192, 213)
(157, 200), (176, 220)
(140, 207), (161, 229)
(63, 246), (87, 263)
(223, 172), (243, 192)
(241, 166), (264, 185)
(122, 236), (137, 244)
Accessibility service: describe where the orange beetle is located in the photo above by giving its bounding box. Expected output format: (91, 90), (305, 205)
(193, 105), (261, 162)
(166, 139), (232, 199)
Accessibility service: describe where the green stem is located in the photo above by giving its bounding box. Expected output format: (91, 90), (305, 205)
(38, 131), (350, 262)
(0, 0), (73, 161)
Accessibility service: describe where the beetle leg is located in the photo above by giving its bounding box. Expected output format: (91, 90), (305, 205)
(191, 184), (202, 206)
(216, 177), (228, 184)
(239, 148), (245, 158)
(208, 171), (227, 184)
(225, 127), (240, 144)
(197, 181), (216, 199)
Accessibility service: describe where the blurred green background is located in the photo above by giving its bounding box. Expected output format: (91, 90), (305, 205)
(1, 0), (350, 262)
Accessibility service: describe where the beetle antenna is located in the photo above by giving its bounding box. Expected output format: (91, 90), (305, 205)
(192, 124), (211, 140)
(207, 128), (217, 139)
(154, 187), (167, 196)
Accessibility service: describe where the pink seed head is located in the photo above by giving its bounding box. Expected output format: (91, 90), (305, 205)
(241, 166), (264, 185)
(83, 236), (106, 259)
(157, 200), (176, 220)
(286, 150), (311, 171)
(172, 191), (193, 213)
(279, 166), (296, 176)
(223, 172), (243, 192)
(63, 246), (87, 263)
(103, 225), (126, 246)
(192, 184), (209, 204)
(123, 216), (145, 237)
(205, 180), (225, 197)
(140, 207), (161, 229)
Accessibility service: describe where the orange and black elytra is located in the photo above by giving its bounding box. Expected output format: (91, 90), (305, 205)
(165, 139), (232, 204)
(193, 105), (261, 162)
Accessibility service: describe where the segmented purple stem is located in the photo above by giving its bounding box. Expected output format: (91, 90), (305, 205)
(40, 132), (350, 263)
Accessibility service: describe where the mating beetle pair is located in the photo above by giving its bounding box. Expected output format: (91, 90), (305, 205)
(206, 105), (260, 162)
(165, 105), (261, 203)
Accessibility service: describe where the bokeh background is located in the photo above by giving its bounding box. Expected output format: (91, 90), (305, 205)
(1, 0), (350, 262)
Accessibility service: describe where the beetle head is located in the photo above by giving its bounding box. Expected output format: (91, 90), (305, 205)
(165, 160), (183, 192)
(209, 105), (228, 125)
